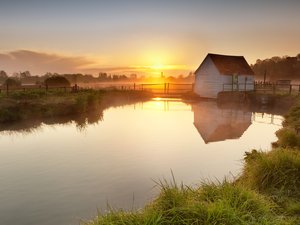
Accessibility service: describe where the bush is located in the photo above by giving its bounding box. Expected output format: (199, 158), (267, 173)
(2, 78), (21, 88)
(44, 76), (70, 87)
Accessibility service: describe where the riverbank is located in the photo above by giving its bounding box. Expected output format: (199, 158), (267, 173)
(84, 97), (300, 225)
(0, 89), (151, 131)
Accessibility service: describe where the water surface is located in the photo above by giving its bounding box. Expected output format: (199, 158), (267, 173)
(0, 99), (283, 225)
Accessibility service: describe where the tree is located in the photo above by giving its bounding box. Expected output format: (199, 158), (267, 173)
(98, 72), (108, 80)
(20, 71), (31, 79)
(0, 70), (8, 79)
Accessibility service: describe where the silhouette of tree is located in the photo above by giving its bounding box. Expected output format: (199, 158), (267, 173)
(44, 75), (71, 87)
(0, 70), (8, 78)
(20, 71), (31, 79)
(251, 53), (300, 81)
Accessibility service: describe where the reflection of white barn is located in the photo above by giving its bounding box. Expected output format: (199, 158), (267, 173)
(194, 53), (254, 98)
(192, 101), (252, 143)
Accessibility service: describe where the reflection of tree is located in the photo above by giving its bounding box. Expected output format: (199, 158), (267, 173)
(0, 107), (104, 134)
(0, 94), (147, 134)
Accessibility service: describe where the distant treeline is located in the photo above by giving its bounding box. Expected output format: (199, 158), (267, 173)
(0, 70), (194, 85)
(251, 54), (300, 81)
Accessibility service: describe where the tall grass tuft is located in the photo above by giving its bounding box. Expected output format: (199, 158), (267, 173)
(275, 128), (300, 148)
(240, 149), (300, 198)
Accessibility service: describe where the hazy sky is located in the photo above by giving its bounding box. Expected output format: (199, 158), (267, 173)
(0, 0), (300, 76)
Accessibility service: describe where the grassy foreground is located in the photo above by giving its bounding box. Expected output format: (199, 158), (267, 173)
(84, 98), (300, 225)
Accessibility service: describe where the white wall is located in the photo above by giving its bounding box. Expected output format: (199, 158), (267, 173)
(194, 57), (225, 98)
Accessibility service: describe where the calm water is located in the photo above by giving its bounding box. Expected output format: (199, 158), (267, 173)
(0, 99), (283, 225)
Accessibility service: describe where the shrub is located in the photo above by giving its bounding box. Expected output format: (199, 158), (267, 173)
(44, 76), (70, 87)
(2, 78), (21, 88)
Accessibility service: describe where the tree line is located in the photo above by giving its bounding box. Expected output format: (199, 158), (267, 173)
(251, 53), (300, 81)
(0, 71), (194, 85)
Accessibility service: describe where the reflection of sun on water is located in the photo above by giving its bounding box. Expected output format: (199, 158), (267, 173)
(140, 98), (191, 111)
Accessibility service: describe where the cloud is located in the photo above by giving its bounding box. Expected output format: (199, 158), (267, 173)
(0, 50), (96, 75)
(0, 50), (191, 76)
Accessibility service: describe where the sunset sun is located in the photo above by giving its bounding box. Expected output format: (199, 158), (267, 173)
(150, 63), (165, 70)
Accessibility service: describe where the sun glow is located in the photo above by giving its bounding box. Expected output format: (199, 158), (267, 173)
(150, 63), (165, 70)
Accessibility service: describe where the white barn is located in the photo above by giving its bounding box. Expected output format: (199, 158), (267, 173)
(194, 53), (254, 98)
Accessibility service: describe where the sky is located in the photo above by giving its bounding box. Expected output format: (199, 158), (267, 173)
(0, 0), (300, 76)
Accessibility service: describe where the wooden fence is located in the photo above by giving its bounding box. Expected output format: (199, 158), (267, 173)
(223, 82), (300, 95)
(0, 83), (194, 96)
(0, 84), (74, 95)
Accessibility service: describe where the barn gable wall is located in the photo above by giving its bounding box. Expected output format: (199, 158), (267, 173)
(194, 56), (225, 98)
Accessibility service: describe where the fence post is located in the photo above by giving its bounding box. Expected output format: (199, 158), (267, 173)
(164, 83), (166, 94)
(289, 85), (292, 95)
(46, 84), (48, 91)
(133, 83), (136, 91)
(6, 83), (8, 96)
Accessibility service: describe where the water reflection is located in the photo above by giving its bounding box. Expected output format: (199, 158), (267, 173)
(0, 110), (103, 134)
(0, 98), (284, 225)
(192, 101), (252, 143)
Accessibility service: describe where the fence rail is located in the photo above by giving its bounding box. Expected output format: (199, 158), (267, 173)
(0, 83), (194, 96)
(223, 82), (300, 95)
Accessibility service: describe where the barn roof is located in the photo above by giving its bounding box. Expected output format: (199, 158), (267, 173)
(194, 122), (251, 143)
(195, 53), (254, 75)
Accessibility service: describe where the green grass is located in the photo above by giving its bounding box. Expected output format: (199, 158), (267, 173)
(240, 148), (300, 197)
(84, 180), (293, 225)
(273, 98), (300, 148)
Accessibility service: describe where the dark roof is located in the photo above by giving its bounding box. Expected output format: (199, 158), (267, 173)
(195, 53), (254, 76)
